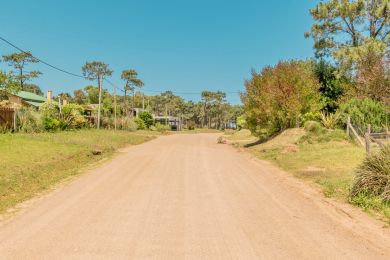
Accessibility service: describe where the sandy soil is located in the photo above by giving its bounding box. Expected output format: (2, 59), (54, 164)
(0, 133), (389, 259)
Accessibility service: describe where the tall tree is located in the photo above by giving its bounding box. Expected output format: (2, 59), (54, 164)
(2, 52), (41, 89)
(306, 0), (390, 68)
(314, 60), (346, 112)
(73, 89), (87, 104)
(201, 91), (214, 128)
(82, 61), (113, 129)
(121, 69), (144, 115)
(22, 83), (43, 96)
(242, 61), (321, 137)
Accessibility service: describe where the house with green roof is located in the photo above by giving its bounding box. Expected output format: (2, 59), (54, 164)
(8, 90), (48, 108)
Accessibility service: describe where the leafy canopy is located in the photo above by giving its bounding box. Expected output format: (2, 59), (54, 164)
(82, 61), (113, 80)
(306, 0), (390, 69)
(121, 69), (144, 92)
(2, 51), (42, 87)
(242, 60), (321, 137)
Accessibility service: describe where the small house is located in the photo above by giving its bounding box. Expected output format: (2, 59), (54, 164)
(7, 90), (48, 108)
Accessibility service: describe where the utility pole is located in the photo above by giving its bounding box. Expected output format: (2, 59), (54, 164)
(165, 104), (168, 125)
(97, 75), (102, 129)
(142, 93), (145, 110)
(114, 81), (117, 130)
(58, 95), (62, 114)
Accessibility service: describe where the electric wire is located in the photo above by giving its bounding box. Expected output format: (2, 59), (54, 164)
(0, 36), (241, 96)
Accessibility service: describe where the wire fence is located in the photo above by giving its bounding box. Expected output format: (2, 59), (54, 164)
(346, 116), (390, 154)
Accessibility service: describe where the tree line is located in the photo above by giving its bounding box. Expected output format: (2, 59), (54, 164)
(0, 51), (241, 130)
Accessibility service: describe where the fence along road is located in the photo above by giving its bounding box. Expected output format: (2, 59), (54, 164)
(0, 133), (389, 259)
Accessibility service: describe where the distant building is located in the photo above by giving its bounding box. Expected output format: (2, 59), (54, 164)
(129, 108), (146, 117)
(154, 115), (181, 131)
(7, 90), (48, 108)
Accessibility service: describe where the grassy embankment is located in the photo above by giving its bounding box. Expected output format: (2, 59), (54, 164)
(225, 129), (390, 222)
(0, 130), (158, 214)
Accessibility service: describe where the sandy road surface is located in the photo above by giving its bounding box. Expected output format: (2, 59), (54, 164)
(0, 133), (389, 259)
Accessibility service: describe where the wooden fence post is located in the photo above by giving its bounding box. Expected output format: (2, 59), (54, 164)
(365, 124), (371, 154)
(346, 116), (350, 137)
(13, 108), (17, 132)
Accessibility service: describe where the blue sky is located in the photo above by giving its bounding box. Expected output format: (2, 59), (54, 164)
(0, 0), (319, 104)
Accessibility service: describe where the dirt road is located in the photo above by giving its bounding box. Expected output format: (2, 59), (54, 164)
(0, 134), (389, 259)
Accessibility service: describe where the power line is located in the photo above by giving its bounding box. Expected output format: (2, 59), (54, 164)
(0, 36), (85, 79)
(0, 36), (241, 96)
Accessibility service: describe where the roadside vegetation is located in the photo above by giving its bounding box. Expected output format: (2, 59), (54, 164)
(237, 0), (390, 222)
(0, 130), (157, 214)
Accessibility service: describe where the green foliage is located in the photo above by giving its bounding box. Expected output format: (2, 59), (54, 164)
(2, 51), (41, 88)
(314, 60), (345, 112)
(73, 89), (87, 104)
(39, 102), (61, 131)
(304, 121), (323, 134)
(301, 121), (347, 144)
(320, 111), (341, 129)
(39, 102), (89, 131)
(306, 1), (390, 61)
(139, 111), (154, 128)
(117, 117), (138, 131)
(22, 84), (43, 96)
(121, 70), (144, 92)
(82, 61), (113, 80)
(42, 117), (61, 131)
(351, 145), (390, 202)
(61, 104), (87, 129)
(84, 85), (100, 104)
(340, 98), (389, 131)
(40, 101), (60, 117)
(134, 117), (146, 130)
(353, 48), (390, 106)
(242, 60), (321, 137)
(301, 112), (322, 123)
(201, 91), (227, 129)
(155, 122), (170, 132)
(187, 121), (196, 130)
(0, 71), (19, 94)
(16, 108), (43, 133)
(236, 115), (246, 130)
(121, 69), (144, 110)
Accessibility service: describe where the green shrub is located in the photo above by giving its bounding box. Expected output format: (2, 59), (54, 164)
(42, 117), (61, 131)
(236, 115), (246, 130)
(187, 121), (196, 130)
(301, 112), (321, 123)
(301, 121), (346, 143)
(117, 117), (137, 131)
(138, 111), (154, 128)
(39, 101), (59, 119)
(134, 117), (146, 130)
(16, 108), (43, 133)
(39, 101), (61, 131)
(341, 98), (389, 132)
(155, 122), (170, 132)
(351, 145), (390, 202)
(61, 104), (87, 129)
(304, 121), (323, 134)
(320, 111), (341, 129)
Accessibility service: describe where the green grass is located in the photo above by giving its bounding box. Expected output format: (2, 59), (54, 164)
(0, 130), (157, 214)
(230, 129), (390, 222)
